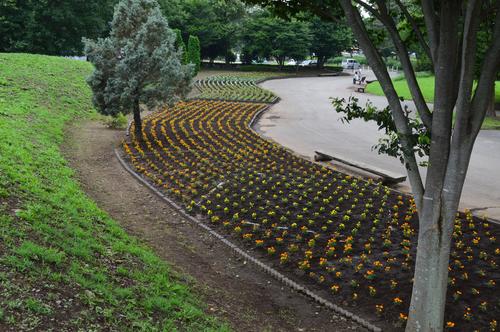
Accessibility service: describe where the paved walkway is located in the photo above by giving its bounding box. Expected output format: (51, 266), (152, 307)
(258, 73), (500, 220)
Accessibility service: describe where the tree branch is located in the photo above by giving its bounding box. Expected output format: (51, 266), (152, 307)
(470, 4), (500, 133)
(422, 0), (461, 198)
(339, 0), (425, 211)
(454, 0), (481, 134)
(394, 0), (433, 65)
(421, 0), (440, 63)
(354, 0), (433, 129)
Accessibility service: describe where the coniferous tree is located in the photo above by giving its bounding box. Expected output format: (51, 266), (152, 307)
(174, 29), (189, 64)
(84, 0), (192, 141)
(187, 35), (201, 75)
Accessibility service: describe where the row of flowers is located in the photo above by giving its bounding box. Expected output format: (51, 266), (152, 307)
(194, 75), (279, 103)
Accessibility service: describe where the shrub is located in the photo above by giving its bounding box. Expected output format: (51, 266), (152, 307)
(104, 113), (128, 129)
(187, 35), (201, 75)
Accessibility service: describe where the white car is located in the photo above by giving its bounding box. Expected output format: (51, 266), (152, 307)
(342, 58), (360, 70)
(299, 60), (318, 67)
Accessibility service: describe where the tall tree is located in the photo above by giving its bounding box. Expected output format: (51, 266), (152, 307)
(307, 16), (353, 68)
(84, 0), (192, 140)
(0, 0), (116, 55)
(180, 0), (245, 62)
(239, 11), (312, 67)
(242, 0), (500, 330)
(174, 29), (189, 64)
(187, 35), (202, 74)
(158, 0), (186, 28)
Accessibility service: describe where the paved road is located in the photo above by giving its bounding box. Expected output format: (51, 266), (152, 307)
(258, 73), (500, 220)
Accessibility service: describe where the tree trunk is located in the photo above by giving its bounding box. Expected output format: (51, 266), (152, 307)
(407, 135), (473, 331)
(277, 57), (284, 70)
(317, 56), (325, 69)
(133, 100), (142, 142)
(486, 85), (496, 118)
(405, 200), (454, 332)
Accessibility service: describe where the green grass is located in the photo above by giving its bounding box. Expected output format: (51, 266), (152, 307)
(366, 73), (500, 103)
(0, 53), (228, 331)
(365, 74), (500, 129)
(481, 116), (500, 130)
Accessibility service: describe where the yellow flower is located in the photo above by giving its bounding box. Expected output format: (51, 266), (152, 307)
(267, 247), (276, 255)
(446, 321), (455, 328)
(393, 297), (403, 305)
(331, 284), (340, 293)
(319, 257), (327, 267)
(279, 252), (289, 264)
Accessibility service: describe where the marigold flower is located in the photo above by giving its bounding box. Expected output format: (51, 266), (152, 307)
(393, 297), (403, 305)
(331, 284), (340, 293)
(279, 252), (289, 264)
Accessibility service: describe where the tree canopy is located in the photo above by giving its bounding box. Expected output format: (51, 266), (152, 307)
(178, 0), (246, 61)
(0, 0), (354, 66)
(239, 11), (312, 66)
(0, 0), (116, 55)
(307, 15), (353, 67)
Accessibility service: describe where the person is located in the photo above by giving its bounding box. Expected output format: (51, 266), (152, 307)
(353, 71), (360, 84)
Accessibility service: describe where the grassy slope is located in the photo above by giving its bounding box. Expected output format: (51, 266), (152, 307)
(366, 75), (500, 129)
(0, 53), (227, 331)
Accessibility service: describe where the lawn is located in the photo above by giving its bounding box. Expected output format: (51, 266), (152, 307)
(366, 74), (500, 129)
(0, 53), (227, 331)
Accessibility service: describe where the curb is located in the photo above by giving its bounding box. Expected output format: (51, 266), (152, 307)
(114, 148), (382, 332)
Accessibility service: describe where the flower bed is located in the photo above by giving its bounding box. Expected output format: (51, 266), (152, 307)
(123, 99), (499, 331)
(194, 74), (282, 103)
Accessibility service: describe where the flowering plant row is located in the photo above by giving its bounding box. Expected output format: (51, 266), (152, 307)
(123, 99), (499, 331)
(194, 75), (280, 103)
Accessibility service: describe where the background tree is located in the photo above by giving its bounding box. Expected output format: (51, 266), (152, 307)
(307, 16), (353, 68)
(187, 35), (201, 75)
(0, 0), (115, 55)
(174, 29), (189, 64)
(157, 0), (186, 28)
(84, 0), (192, 140)
(180, 0), (245, 62)
(239, 11), (312, 67)
(243, 0), (500, 330)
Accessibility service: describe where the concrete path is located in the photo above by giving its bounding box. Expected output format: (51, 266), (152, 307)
(258, 73), (500, 220)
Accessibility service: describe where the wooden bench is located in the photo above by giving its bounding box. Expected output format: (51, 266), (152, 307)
(356, 83), (367, 93)
(354, 76), (367, 92)
(314, 151), (407, 185)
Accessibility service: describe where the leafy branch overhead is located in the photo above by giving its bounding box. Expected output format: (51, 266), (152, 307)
(332, 97), (430, 167)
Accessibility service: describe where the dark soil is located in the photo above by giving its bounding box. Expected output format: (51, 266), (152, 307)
(63, 119), (364, 332)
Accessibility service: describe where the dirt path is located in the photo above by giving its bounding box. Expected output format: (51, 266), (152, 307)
(63, 119), (364, 332)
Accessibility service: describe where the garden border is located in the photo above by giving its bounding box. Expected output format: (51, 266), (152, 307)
(114, 147), (382, 332)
